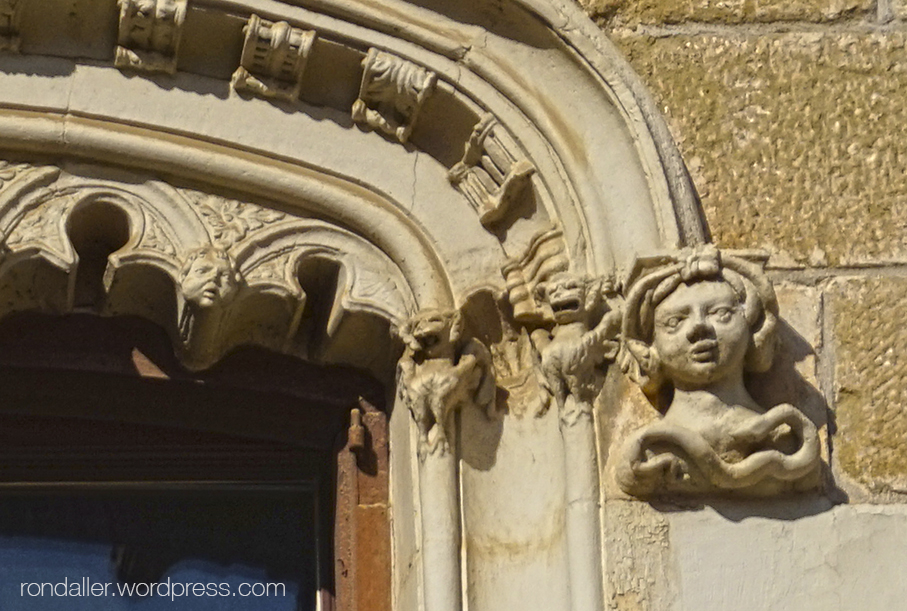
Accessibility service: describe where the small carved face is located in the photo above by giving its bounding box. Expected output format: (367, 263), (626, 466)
(652, 281), (749, 389)
(542, 273), (586, 324)
(404, 310), (458, 358)
(179, 248), (239, 308)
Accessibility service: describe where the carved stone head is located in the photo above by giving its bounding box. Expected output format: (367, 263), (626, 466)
(399, 309), (463, 360)
(178, 246), (241, 309)
(535, 272), (611, 326)
(621, 246), (778, 403)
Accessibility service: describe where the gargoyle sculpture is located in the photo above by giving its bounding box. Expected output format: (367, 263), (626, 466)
(397, 309), (495, 459)
(531, 272), (622, 425)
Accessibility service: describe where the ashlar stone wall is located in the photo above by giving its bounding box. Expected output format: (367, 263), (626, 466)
(580, 0), (907, 502)
(575, 2), (907, 609)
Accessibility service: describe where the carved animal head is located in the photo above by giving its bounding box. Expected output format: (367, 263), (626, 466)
(535, 272), (615, 325)
(400, 309), (463, 359)
(621, 246), (778, 402)
(178, 246), (242, 309)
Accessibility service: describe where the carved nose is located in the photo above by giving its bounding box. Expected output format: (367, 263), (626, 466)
(686, 316), (714, 342)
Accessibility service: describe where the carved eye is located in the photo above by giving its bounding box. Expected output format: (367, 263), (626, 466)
(662, 316), (684, 331)
(710, 307), (734, 323)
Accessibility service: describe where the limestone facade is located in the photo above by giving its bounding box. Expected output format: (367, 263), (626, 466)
(0, 0), (899, 610)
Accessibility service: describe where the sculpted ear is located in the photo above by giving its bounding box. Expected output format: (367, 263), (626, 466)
(533, 281), (548, 304)
(449, 310), (465, 345)
(584, 277), (603, 313)
(625, 339), (656, 379)
(399, 317), (417, 350)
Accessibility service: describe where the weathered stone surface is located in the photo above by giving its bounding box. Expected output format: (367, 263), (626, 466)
(832, 277), (907, 492)
(614, 32), (907, 266)
(578, 0), (873, 25)
(668, 503), (907, 611)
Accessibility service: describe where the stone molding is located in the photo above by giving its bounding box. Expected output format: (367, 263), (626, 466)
(0, 1), (719, 609)
(448, 113), (536, 229)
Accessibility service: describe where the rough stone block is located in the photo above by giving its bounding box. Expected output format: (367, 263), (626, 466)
(832, 277), (907, 493)
(615, 32), (907, 266)
(750, 283), (825, 424)
(577, 0), (873, 25)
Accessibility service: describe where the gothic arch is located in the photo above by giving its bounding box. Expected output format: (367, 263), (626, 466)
(0, 1), (706, 610)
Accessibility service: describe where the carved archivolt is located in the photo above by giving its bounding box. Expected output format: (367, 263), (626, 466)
(0, 161), (415, 370)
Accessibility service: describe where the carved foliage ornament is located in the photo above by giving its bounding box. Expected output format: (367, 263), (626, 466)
(449, 114), (536, 229)
(397, 309), (495, 460)
(232, 14), (316, 102)
(616, 246), (821, 497)
(115, 0), (187, 74)
(352, 48), (437, 144)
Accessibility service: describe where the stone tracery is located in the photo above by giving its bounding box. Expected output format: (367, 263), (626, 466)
(0, 161), (414, 372)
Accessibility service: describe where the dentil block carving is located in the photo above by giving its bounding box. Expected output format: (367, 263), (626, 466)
(531, 273), (621, 425)
(449, 114), (536, 228)
(397, 309), (495, 460)
(503, 227), (570, 324)
(352, 48), (437, 144)
(0, 0), (22, 52)
(231, 14), (316, 102)
(115, 0), (187, 74)
(616, 246), (821, 497)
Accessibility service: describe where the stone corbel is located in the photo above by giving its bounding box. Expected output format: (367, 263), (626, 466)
(396, 308), (495, 611)
(175, 245), (245, 369)
(449, 113), (536, 228)
(115, 0), (187, 74)
(231, 14), (316, 102)
(616, 245), (822, 497)
(0, 0), (22, 53)
(352, 48), (437, 144)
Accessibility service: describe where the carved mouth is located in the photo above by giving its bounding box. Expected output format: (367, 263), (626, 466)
(689, 340), (719, 363)
(551, 296), (581, 314)
(416, 333), (440, 349)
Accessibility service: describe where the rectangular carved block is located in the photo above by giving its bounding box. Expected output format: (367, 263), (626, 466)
(352, 48), (436, 143)
(449, 113), (535, 228)
(502, 227), (569, 324)
(231, 14), (316, 102)
(115, 0), (187, 74)
(0, 0), (21, 52)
